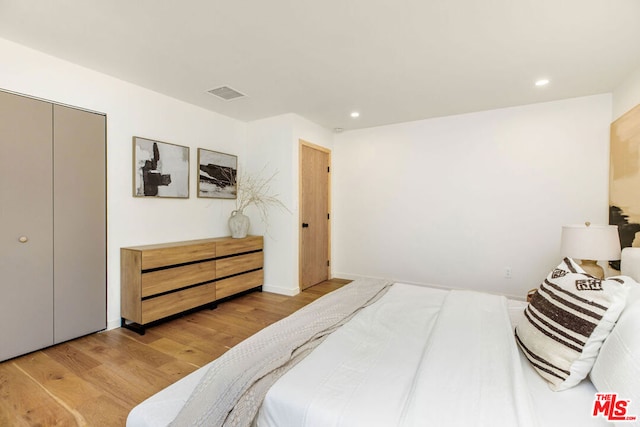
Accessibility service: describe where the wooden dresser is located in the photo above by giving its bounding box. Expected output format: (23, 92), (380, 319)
(120, 235), (263, 334)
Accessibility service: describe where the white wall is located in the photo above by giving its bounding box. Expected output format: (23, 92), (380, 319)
(246, 114), (333, 295)
(1, 34), (624, 324)
(0, 38), (247, 329)
(332, 94), (612, 299)
(612, 65), (640, 120)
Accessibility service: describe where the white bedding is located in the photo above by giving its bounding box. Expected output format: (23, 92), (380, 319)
(257, 283), (449, 427)
(257, 284), (605, 427)
(127, 283), (607, 427)
(398, 288), (534, 427)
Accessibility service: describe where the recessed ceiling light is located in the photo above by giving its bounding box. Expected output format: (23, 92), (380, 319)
(535, 79), (550, 87)
(350, 111), (360, 118)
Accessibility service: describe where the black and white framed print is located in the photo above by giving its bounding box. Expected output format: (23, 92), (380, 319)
(133, 136), (189, 198)
(197, 148), (237, 199)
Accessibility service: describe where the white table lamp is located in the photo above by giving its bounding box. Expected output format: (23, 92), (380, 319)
(560, 222), (621, 279)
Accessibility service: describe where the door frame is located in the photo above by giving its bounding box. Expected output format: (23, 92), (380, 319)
(298, 139), (332, 290)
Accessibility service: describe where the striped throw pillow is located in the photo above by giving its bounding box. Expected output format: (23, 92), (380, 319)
(514, 258), (630, 391)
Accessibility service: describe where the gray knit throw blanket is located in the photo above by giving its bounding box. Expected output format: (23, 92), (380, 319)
(170, 278), (393, 427)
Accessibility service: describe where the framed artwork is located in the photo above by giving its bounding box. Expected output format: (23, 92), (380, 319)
(609, 103), (640, 270)
(197, 148), (237, 199)
(133, 136), (189, 198)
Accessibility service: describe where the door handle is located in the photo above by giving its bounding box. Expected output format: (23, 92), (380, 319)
(302, 223), (309, 228)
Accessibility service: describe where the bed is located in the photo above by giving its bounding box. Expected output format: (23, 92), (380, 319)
(127, 251), (640, 427)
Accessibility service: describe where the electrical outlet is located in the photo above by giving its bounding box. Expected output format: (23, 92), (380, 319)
(504, 267), (512, 279)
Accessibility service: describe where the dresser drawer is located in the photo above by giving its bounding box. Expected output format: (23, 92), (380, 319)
(141, 260), (216, 298)
(141, 242), (216, 270)
(141, 283), (216, 324)
(216, 252), (263, 278)
(216, 270), (263, 299)
(216, 235), (263, 257)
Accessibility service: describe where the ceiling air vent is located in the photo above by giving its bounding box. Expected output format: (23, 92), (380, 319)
(207, 86), (246, 101)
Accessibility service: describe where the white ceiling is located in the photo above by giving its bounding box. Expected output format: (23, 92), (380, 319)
(1, 0), (639, 131)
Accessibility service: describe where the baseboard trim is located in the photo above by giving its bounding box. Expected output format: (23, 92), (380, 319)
(262, 283), (300, 296)
(106, 319), (121, 331)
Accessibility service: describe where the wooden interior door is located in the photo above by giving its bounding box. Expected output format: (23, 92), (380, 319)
(299, 141), (330, 289)
(0, 91), (55, 361)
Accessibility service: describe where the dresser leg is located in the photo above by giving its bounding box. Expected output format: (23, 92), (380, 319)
(121, 318), (146, 335)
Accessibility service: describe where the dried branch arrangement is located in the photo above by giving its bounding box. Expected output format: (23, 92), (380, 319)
(235, 168), (288, 224)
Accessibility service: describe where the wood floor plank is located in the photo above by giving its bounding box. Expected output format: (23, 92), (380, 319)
(146, 316), (239, 357)
(156, 359), (200, 382)
(148, 337), (212, 367)
(79, 364), (145, 407)
(44, 342), (101, 376)
(186, 311), (261, 339)
(76, 358), (177, 412)
(93, 331), (176, 368)
(150, 315), (227, 346)
(0, 279), (348, 426)
(13, 352), (103, 409)
(0, 362), (78, 426)
(75, 393), (129, 427)
(66, 333), (134, 368)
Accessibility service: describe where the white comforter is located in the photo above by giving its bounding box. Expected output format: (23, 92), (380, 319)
(256, 284), (538, 427)
(128, 283), (605, 427)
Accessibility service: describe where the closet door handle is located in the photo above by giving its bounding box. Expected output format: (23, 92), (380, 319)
(302, 223), (309, 228)
(18, 236), (28, 243)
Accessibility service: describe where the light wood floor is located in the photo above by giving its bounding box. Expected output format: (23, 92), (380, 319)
(0, 279), (350, 426)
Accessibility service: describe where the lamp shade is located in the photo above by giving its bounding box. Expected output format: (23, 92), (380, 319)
(560, 223), (621, 261)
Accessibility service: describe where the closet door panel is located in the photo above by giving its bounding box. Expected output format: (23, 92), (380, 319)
(53, 104), (106, 342)
(0, 91), (54, 361)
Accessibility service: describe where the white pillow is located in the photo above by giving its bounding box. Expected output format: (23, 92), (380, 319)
(590, 284), (640, 410)
(514, 258), (630, 391)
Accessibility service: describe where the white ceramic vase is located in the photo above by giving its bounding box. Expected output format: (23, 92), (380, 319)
(229, 210), (250, 238)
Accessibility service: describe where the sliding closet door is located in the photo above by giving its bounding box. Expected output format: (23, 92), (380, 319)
(0, 91), (54, 361)
(53, 104), (106, 342)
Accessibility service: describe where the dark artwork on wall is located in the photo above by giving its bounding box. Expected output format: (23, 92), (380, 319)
(133, 137), (189, 198)
(197, 148), (237, 199)
(609, 104), (640, 270)
(609, 206), (640, 270)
